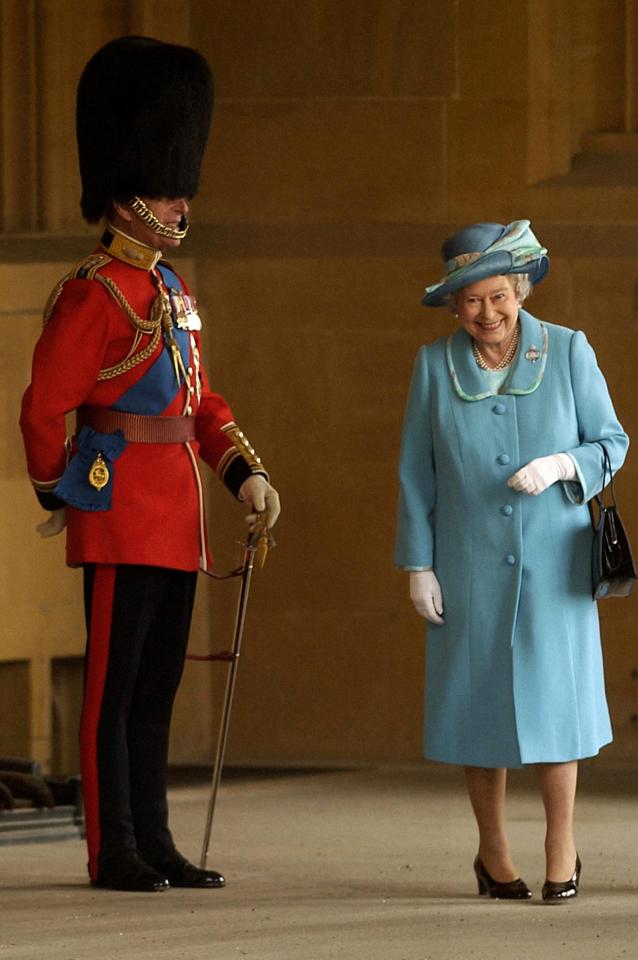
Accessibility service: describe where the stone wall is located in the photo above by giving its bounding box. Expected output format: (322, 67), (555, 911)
(1, 0), (636, 770)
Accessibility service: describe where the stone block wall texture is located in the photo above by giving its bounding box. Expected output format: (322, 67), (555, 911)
(1, 0), (636, 770)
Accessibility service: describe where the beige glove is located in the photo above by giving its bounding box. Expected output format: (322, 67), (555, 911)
(409, 570), (444, 625)
(239, 475), (281, 530)
(507, 453), (576, 495)
(37, 508), (67, 538)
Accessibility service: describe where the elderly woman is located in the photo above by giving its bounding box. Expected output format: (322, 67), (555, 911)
(395, 220), (629, 902)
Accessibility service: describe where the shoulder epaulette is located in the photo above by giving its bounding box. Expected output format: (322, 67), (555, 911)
(42, 253), (113, 326)
(70, 252), (113, 280)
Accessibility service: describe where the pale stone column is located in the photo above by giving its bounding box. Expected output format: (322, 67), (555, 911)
(625, 0), (638, 132)
(0, 0), (39, 231)
(526, 0), (571, 183)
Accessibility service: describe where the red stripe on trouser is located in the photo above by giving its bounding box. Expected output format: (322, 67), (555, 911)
(79, 564), (116, 882)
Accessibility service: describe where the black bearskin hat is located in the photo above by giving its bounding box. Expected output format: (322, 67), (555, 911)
(77, 36), (213, 222)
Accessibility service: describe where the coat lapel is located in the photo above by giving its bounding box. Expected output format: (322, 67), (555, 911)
(446, 309), (547, 402)
(504, 310), (548, 395)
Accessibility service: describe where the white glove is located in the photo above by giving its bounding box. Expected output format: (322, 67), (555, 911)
(409, 570), (444, 625)
(37, 508), (67, 538)
(239, 475), (281, 530)
(507, 453), (576, 496)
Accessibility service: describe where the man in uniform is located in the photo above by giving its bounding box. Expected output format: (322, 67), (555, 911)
(20, 36), (280, 892)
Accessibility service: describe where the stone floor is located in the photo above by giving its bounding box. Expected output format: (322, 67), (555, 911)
(1, 763), (637, 960)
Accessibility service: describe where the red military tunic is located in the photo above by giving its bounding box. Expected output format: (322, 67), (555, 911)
(20, 231), (261, 570)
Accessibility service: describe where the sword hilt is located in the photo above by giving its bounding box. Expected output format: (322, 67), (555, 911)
(247, 511), (275, 569)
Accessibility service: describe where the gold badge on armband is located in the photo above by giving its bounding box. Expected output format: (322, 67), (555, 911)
(88, 452), (110, 491)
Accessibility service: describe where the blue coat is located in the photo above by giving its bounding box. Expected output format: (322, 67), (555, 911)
(395, 310), (629, 767)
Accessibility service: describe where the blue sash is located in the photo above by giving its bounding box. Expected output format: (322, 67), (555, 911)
(113, 263), (190, 414)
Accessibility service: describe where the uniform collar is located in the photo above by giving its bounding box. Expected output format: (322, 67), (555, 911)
(100, 223), (162, 270)
(446, 309), (548, 402)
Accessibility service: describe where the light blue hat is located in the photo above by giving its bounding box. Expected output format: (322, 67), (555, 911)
(422, 220), (549, 307)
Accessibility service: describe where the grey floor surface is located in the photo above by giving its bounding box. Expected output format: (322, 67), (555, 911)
(1, 764), (636, 960)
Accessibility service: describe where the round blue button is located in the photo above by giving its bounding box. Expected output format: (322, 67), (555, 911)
(497, 454), (511, 466)
(505, 554), (516, 566)
(501, 505), (513, 516)
(492, 402), (506, 415)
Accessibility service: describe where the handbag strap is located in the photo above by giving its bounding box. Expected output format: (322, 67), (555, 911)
(589, 441), (615, 533)
(595, 441), (617, 509)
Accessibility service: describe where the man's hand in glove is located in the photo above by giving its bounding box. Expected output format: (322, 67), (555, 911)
(37, 508), (66, 538)
(239, 476), (281, 531)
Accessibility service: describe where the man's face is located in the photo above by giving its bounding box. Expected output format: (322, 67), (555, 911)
(114, 197), (190, 249)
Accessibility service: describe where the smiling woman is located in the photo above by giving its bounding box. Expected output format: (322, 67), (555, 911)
(454, 275), (521, 367)
(395, 219), (629, 903)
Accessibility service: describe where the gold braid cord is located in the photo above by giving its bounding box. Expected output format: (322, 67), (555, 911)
(96, 323), (162, 381)
(94, 277), (165, 381)
(95, 274), (159, 333)
(41, 252), (165, 382)
(42, 278), (68, 328)
(154, 281), (187, 386)
(93, 270), (184, 386)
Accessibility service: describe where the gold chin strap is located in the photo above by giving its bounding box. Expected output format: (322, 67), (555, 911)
(128, 196), (190, 240)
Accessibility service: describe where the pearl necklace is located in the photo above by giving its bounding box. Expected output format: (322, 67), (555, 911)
(472, 323), (520, 370)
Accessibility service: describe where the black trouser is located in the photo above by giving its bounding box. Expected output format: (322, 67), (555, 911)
(80, 564), (197, 880)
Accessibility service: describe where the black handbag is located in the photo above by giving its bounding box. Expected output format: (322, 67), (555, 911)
(589, 442), (636, 600)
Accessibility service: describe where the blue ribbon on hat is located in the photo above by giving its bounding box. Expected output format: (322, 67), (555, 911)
(443, 220), (546, 277)
(423, 220), (548, 306)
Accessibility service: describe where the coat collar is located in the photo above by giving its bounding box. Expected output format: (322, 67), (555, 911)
(100, 224), (162, 271)
(446, 309), (548, 402)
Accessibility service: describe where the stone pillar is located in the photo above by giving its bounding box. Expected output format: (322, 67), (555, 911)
(0, 0), (39, 231)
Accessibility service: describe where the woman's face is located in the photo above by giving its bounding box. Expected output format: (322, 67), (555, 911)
(455, 275), (520, 349)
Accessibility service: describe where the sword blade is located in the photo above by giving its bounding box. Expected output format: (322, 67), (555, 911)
(199, 544), (256, 868)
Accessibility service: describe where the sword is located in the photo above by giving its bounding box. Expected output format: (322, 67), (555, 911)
(194, 513), (273, 869)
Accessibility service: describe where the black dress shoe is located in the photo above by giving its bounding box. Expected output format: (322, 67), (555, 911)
(473, 856), (532, 900)
(542, 855), (581, 903)
(151, 851), (225, 889)
(93, 852), (170, 892)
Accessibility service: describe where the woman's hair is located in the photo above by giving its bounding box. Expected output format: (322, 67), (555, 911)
(445, 273), (532, 313)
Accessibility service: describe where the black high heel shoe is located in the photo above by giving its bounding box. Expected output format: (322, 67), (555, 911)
(473, 856), (532, 900)
(542, 855), (581, 903)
